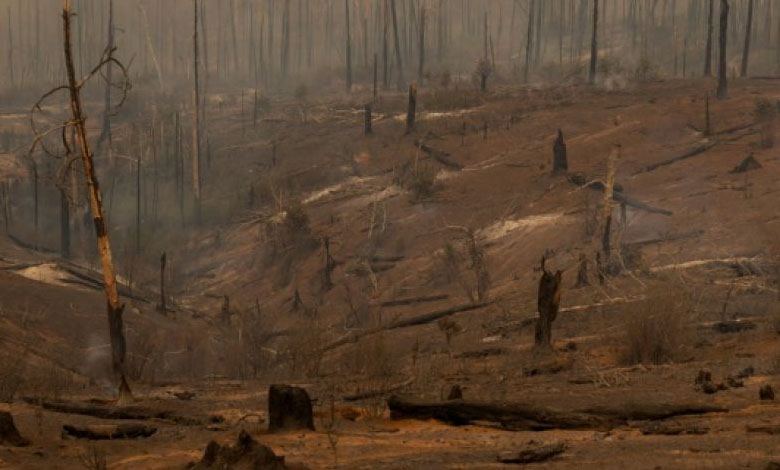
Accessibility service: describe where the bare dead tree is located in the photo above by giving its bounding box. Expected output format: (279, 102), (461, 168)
(589, 0), (599, 85)
(535, 255), (561, 352)
(193, 0), (202, 224)
(740, 0), (753, 77)
(345, 0), (352, 91)
(390, 0), (404, 90)
(704, 0), (714, 76)
(717, 0), (729, 100)
(524, 0), (535, 83)
(30, 0), (133, 402)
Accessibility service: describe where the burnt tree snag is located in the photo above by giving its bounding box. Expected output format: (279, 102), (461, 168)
(406, 83), (417, 133)
(717, 0), (729, 99)
(553, 129), (568, 174)
(576, 254), (589, 287)
(158, 252), (166, 314)
(62, 0), (131, 403)
(268, 385), (315, 432)
(705, 93), (711, 136)
(535, 256), (562, 351)
(322, 236), (335, 291)
(190, 430), (288, 470)
(389, 0), (404, 89)
(704, 0), (714, 76)
(0, 412), (29, 447)
(365, 104), (372, 135)
(740, 0), (753, 77)
(345, 0), (352, 92)
(588, 0), (599, 84)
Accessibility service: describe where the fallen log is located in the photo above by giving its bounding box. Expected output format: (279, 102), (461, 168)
(633, 141), (718, 175)
(640, 421), (709, 435)
(381, 294), (449, 307)
(414, 140), (464, 170)
(567, 173), (672, 215)
(581, 402), (727, 421)
(62, 424), (157, 440)
(498, 442), (566, 464)
(746, 424), (780, 435)
(28, 399), (221, 426)
(342, 378), (414, 402)
(323, 302), (493, 351)
(613, 192), (673, 216)
(386, 397), (613, 431)
(387, 398), (727, 431)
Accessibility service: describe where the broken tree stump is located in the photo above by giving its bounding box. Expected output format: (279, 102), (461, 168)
(498, 442), (566, 464)
(268, 385), (315, 432)
(552, 129), (568, 174)
(446, 385), (463, 401)
(575, 254), (589, 287)
(0, 411), (30, 447)
(731, 153), (762, 173)
(364, 104), (372, 135)
(62, 424), (157, 440)
(190, 430), (288, 470)
(535, 256), (562, 351)
(406, 83), (417, 134)
(760, 385), (775, 401)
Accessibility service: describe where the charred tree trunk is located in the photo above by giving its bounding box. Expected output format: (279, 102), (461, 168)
(704, 0), (714, 76)
(60, 189), (70, 259)
(383, 0), (389, 89)
(364, 103), (372, 134)
(373, 53), (378, 100)
(390, 0), (404, 90)
(705, 93), (711, 135)
(589, 0), (599, 85)
(524, 0), (535, 83)
(62, 0), (131, 403)
(98, 0), (114, 148)
(575, 255), (589, 287)
(158, 252), (166, 314)
(740, 0), (753, 77)
(418, 6), (425, 85)
(406, 83), (417, 133)
(345, 0), (352, 91)
(717, 0), (729, 100)
(192, 0), (202, 224)
(535, 256), (562, 351)
(268, 385), (315, 432)
(552, 129), (568, 174)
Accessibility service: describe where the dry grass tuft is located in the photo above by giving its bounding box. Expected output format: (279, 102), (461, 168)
(622, 294), (690, 365)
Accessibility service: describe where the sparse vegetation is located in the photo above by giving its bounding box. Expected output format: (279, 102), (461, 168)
(622, 294), (690, 365)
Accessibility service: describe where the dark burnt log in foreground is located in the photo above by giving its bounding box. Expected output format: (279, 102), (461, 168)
(0, 411), (29, 447)
(27, 399), (221, 426)
(62, 424), (157, 440)
(387, 397), (611, 430)
(268, 385), (315, 432)
(552, 129), (568, 174)
(498, 442), (566, 464)
(387, 397), (728, 431)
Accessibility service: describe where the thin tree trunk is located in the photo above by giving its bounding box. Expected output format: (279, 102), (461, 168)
(136, 0), (163, 90)
(717, 0), (729, 99)
(390, 0), (404, 90)
(383, 0), (389, 88)
(589, 0), (599, 85)
(61, 0), (131, 403)
(704, 0), (713, 76)
(346, 0), (352, 91)
(740, 0), (753, 77)
(192, 0), (202, 223)
(418, 5), (425, 85)
(525, 0), (535, 83)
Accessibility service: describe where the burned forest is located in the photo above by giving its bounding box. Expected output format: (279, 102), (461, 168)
(1, 0), (780, 469)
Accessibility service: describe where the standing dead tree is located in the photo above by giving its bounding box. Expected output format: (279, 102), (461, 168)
(345, 0), (352, 92)
(192, 0), (202, 224)
(29, 0), (132, 402)
(704, 0), (714, 76)
(717, 0), (729, 100)
(535, 256), (562, 352)
(740, 0), (753, 77)
(552, 129), (568, 174)
(588, 0), (599, 85)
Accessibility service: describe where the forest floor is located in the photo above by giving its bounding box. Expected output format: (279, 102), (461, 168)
(1, 76), (780, 469)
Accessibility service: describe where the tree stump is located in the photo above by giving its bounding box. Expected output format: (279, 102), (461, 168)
(446, 384), (463, 401)
(0, 411), (29, 447)
(190, 430), (287, 470)
(364, 104), (372, 135)
(268, 385), (315, 432)
(575, 254), (589, 287)
(552, 129), (568, 174)
(760, 385), (775, 401)
(535, 256), (562, 351)
(406, 84), (417, 134)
